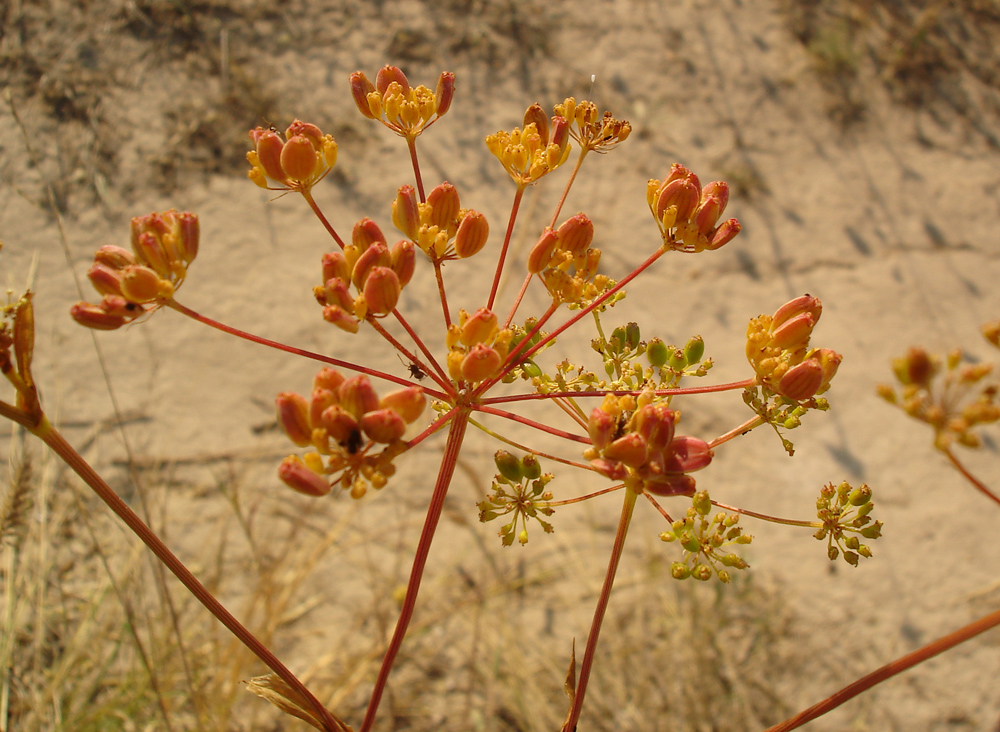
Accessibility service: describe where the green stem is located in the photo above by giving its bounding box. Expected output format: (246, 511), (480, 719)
(562, 487), (638, 732)
(359, 408), (470, 732)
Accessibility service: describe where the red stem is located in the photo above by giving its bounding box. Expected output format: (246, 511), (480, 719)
(301, 190), (346, 249)
(502, 272), (534, 329)
(549, 148), (588, 227)
(359, 409), (470, 732)
(369, 315), (454, 396)
(562, 488), (638, 731)
(487, 186), (526, 311)
(479, 378), (757, 406)
(433, 262), (452, 329)
(764, 606), (1000, 732)
(943, 447), (1000, 507)
(407, 136), (425, 202)
(473, 403), (591, 444)
(165, 300), (448, 400)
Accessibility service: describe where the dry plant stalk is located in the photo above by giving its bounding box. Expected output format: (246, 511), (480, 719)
(2, 64), (998, 731)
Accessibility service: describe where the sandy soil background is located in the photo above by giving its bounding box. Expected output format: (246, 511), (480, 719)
(2, 1), (1000, 730)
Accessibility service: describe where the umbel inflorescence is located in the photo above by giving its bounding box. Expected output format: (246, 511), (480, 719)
(60, 65), (879, 731)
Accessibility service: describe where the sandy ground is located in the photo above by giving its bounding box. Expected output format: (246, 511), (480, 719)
(2, 1), (1000, 730)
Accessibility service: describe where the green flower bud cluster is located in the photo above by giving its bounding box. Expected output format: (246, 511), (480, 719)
(659, 490), (752, 583)
(501, 318), (551, 384)
(478, 451), (555, 546)
(813, 481), (882, 566)
(742, 384), (830, 456)
(592, 320), (711, 392)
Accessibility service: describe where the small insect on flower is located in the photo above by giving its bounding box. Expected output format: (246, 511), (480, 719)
(398, 354), (425, 380)
(344, 428), (365, 455)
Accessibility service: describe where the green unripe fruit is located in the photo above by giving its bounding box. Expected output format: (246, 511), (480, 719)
(844, 535), (860, 551)
(692, 564), (713, 581)
(671, 562), (691, 579)
(646, 338), (669, 367)
(717, 570), (732, 583)
(494, 450), (523, 482)
(522, 360), (542, 378)
(610, 326), (627, 353)
(520, 454), (542, 480)
(849, 485), (872, 506)
(679, 530), (700, 553)
(668, 348), (688, 371)
(625, 322), (641, 351)
(683, 335), (705, 364)
(692, 490), (711, 516)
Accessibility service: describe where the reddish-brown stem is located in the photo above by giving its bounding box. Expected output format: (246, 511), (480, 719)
(547, 483), (623, 507)
(643, 492), (675, 523)
(552, 395), (588, 429)
(406, 136), (425, 202)
(502, 272), (534, 330)
(467, 415), (593, 471)
(433, 261), (452, 328)
(710, 500), (818, 529)
(479, 378), (757, 406)
(562, 487), (638, 732)
(549, 148), (588, 227)
(487, 186), (526, 311)
(369, 316), (454, 397)
(405, 408), (456, 450)
(943, 447), (1000, 507)
(360, 408), (470, 732)
(473, 403), (590, 444)
(23, 416), (345, 732)
(474, 302), (559, 399)
(301, 189), (346, 249)
(165, 300), (448, 400)
(391, 307), (451, 385)
(708, 414), (765, 449)
(764, 606), (1000, 732)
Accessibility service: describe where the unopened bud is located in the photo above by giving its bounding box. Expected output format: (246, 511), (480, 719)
(588, 407), (618, 451)
(251, 128), (287, 182)
(94, 245), (136, 270)
(392, 185), (420, 240)
(454, 210), (489, 258)
(461, 344), (502, 382)
(527, 228), (560, 273)
(604, 433), (649, 468)
(683, 335), (705, 364)
(351, 242), (391, 290)
(322, 305), (360, 333)
(280, 135), (319, 182)
(494, 450), (523, 482)
(278, 455), (331, 496)
(276, 392), (313, 447)
(426, 182), (460, 229)
(523, 103), (549, 145)
(120, 265), (170, 303)
(87, 263), (125, 297)
(350, 72), (378, 118)
(361, 407), (407, 443)
(435, 71), (456, 116)
(353, 217), (387, 250)
(656, 178), (700, 224)
(338, 376), (379, 419)
(379, 386), (426, 423)
(520, 454), (542, 480)
(312, 365), (344, 394)
(770, 312), (816, 351)
(319, 404), (360, 443)
(70, 301), (128, 330)
(376, 65), (410, 97)
(460, 308), (498, 347)
(645, 474), (697, 497)
(779, 358), (824, 401)
(662, 436), (714, 473)
(772, 295), (822, 330)
(557, 213), (594, 257)
(390, 240), (416, 285)
(707, 218), (741, 250)
(646, 338), (669, 367)
(363, 266), (401, 315)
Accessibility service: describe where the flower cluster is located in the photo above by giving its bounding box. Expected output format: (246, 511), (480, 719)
(391, 182), (490, 261)
(660, 491), (751, 583)
(746, 295), (842, 403)
(445, 308), (513, 384)
(585, 392), (713, 497)
(478, 450), (555, 546)
(527, 213), (612, 306)
(877, 342), (1000, 451)
(553, 97), (631, 153)
(276, 367), (426, 498)
(813, 481), (882, 566)
(247, 120), (338, 192)
(351, 66), (455, 140)
(71, 210), (199, 330)
(486, 106), (570, 187)
(313, 219), (415, 333)
(647, 163), (741, 253)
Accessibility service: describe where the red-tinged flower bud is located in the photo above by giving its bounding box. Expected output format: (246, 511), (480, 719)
(590, 458), (628, 481)
(550, 115), (570, 151)
(587, 407), (618, 451)
(634, 404), (676, 452)
(454, 210), (489, 258)
(527, 227), (560, 273)
(322, 251), (351, 284)
(120, 265), (169, 303)
(363, 266), (401, 315)
(812, 348), (842, 391)
(252, 129), (287, 182)
(701, 180), (729, 213)
(523, 103), (549, 145)
(662, 163), (691, 187)
(319, 403), (361, 443)
(645, 474), (697, 497)
(324, 277), (354, 311)
(557, 213), (594, 257)
(894, 347), (935, 386)
(772, 295), (822, 330)
(285, 119), (324, 149)
(656, 178), (700, 224)
(707, 218), (741, 250)
(133, 231), (170, 277)
(392, 185), (420, 240)
(435, 71), (455, 116)
(87, 262), (124, 297)
(275, 392), (312, 447)
(98, 294), (143, 319)
(351, 242), (391, 290)
(173, 211), (199, 263)
(460, 308), (498, 347)
(313, 367), (345, 393)
(352, 217), (387, 250)
(461, 343), (501, 382)
(662, 436), (714, 473)
(693, 194), (724, 237)
(322, 305), (360, 333)
(426, 182), (460, 229)
(278, 455), (331, 497)
(280, 135), (320, 183)
(309, 387), (338, 427)
(770, 312), (816, 351)
(350, 72), (378, 118)
(604, 432), (649, 468)
(338, 375), (380, 419)
(778, 358), (824, 401)
(376, 65), (410, 97)
(70, 301), (128, 330)
(94, 245), (136, 270)
(379, 386), (426, 423)
(361, 408), (407, 443)
(390, 240), (416, 286)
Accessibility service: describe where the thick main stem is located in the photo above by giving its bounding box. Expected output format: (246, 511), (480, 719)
(359, 409), (470, 732)
(563, 487), (638, 732)
(36, 422), (344, 732)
